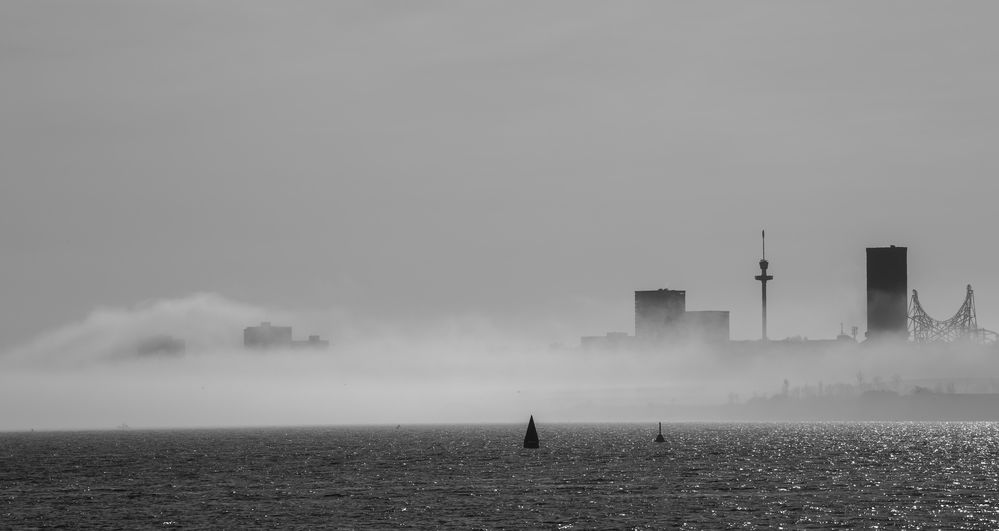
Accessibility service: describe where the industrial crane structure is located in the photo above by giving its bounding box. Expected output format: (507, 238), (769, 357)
(908, 284), (998, 344)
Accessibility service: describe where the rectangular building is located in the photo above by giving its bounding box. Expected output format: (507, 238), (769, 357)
(679, 310), (731, 343)
(293, 335), (331, 349)
(866, 246), (908, 339)
(580, 332), (633, 351)
(635, 289), (686, 342)
(244, 322), (293, 349)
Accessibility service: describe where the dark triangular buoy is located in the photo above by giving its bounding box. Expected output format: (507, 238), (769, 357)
(654, 422), (665, 443)
(523, 415), (539, 449)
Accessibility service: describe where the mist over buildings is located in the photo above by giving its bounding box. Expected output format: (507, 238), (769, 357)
(4, 3), (999, 429)
(4, 2), (999, 348)
(3, 273), (999, 431)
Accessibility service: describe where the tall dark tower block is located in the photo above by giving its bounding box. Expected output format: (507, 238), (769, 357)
(866, 246), (908, 339)
(754, 230), (773, 341)
(635, 289), (686, 342)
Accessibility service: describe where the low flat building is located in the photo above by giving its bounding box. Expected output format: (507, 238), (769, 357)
(293, 335), (331, 349)
(581, 332), (633, 351)
(583, 289), (730, 350)
(244, 322), (293, 349)
(244, 322), (329, 350)
(679, 310), (730, 343)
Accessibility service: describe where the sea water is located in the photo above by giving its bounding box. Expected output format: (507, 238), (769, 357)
(2, 423), (998, 528)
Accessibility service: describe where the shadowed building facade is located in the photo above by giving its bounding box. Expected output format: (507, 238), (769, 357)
(635, 289), (686, 342)
(634, 289), (729, 344)
(679, 311), (731, 343)
(866, 246), (908, 340)
(244, 322), (293, 349)
(580, 331), (632, 351)
(244, 322), (331, 350)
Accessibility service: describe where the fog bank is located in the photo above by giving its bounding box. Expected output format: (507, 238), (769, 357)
(2, 294), (999, 431)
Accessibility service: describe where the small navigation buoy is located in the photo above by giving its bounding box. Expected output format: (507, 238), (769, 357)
(523, 415), (539, 449)
(654, 422), (665, 443)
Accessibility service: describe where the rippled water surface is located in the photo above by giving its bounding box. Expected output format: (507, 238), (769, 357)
(2, 423), (999, 528)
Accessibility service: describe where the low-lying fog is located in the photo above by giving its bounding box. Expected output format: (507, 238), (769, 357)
(2, 293), (998, 431)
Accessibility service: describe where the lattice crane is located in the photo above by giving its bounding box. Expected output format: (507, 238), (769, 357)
(908, 284), (998, 344)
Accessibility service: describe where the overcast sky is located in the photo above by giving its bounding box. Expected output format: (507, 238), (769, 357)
(3, 1), (999, 350)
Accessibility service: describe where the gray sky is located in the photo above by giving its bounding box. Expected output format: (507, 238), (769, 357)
(3, 1), (999, 349)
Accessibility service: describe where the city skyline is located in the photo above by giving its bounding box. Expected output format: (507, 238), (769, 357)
(3, 3), (999, 352)
(5, 4), (999, 527)
(2, 237), (993, 350)
(3, 2), (999, 431)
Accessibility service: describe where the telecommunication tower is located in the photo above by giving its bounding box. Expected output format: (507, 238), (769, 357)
(754, 230), (773, 341)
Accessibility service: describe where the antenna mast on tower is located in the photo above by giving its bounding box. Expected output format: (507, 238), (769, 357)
(754, 230), (774, 341)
